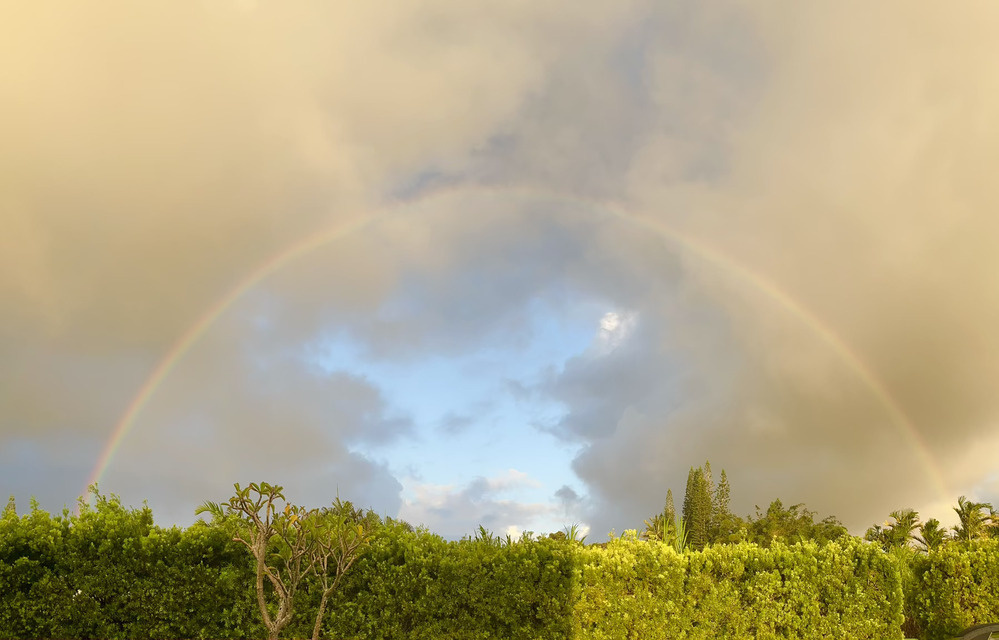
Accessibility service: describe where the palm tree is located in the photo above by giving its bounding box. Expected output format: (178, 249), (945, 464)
(888, 509), (920, 548)
(864, 509), (920, 551)
(952, 496), (990, 542)
(642, 512), (670, 543)
(915, 518), (947, 552)
(864, 523), (890, 551)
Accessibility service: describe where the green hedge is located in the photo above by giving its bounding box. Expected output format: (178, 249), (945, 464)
(573, 532), (903, 640)
(0, 497), (265, 639)
(324, 530), (904, 640)
(906, 539), (999, 640)
(0, 499), (923, 640)
(323, 523), (579, 639)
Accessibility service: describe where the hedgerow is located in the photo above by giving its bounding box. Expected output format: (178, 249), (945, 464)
(905, 539), (999, 640)
(12, 494), (998, 640)
(572, 531), (903, 640)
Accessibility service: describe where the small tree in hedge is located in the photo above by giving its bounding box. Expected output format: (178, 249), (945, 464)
(747, 499), (848, 547)
(197, 482), (374, 640)
(308, 497), (374, 640)
(198, 482), (313, 640)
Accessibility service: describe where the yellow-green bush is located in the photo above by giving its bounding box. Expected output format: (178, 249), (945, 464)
(907, 539), (999, 640)
(573, 532), (903, 640)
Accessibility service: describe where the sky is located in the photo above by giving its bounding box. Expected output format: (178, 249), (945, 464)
(2, 1), (999, 540)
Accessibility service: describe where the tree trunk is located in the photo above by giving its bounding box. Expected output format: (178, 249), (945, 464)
(311, 589), (330, 640)
(255, 545), (277, 639)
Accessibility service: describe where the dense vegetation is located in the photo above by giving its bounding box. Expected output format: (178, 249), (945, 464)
(1, 469), (996, 639)
(641, 462), (850, 551)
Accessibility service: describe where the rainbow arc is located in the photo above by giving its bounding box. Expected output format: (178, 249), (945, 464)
(85, 187), (950, 504)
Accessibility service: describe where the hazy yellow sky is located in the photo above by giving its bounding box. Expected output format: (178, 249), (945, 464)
(2, 1), (998, 536)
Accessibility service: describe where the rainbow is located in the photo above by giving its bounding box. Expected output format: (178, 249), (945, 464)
(83, 211), (377, 498)
(84, 186), (950, 503)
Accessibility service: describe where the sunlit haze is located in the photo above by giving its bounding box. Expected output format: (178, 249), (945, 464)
(3, 1), (999, 540)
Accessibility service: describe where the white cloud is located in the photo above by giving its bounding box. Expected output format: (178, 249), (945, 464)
(398, 470), (557, 539)
(595, 310), (638, 354)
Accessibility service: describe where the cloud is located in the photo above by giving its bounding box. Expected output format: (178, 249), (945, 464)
(0, 0), (642, 518)
(595, 311), (638, 355)
(3, 0), (999, 543)
(0, 1), (590, 348)
(580, 0), (999, 533)
(554, 484), (585, 520)
(438, 412), (475, 436)
(399, 469), (555, 539)
(24, 308), (412, 522)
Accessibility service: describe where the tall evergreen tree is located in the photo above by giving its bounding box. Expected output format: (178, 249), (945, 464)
(682, 467), (696, 539)
(711, 470), (732, 541)
(713, 471), (730, 517)
(683, 467), (712, 549)
(664, 489), (675, 525)
(703, 461), (715, 509)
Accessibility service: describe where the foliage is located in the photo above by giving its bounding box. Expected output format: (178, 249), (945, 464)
(642, 511), (669, 543)
(711, 470), (741, 543)
(915, 518), (948, 553)
(664, 488), (676, 526)
(682, 466), (712, 549)
(952, 496), (993, 542)
(198, 482), (310, 639)
(307, 497), (376, 640)
(8, 486), (999, 640)
(642, 512), (688, 553)
(746, 499), (848, 548)
(906, 539), (999, 640)
(866, 509), (921, 551)
(197, 482), (375, 640)
(574, 533), (904, 640)
(563, 523), (588, 544)
(322, 521), (579, 639)
(0, 487), (262, 639)
(672, 516), (689, 554)
(649, 462), (744, 549)
(867, 495), (996, 555)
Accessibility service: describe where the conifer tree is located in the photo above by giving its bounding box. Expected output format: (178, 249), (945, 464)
(703, 461), (715, 508)
(664, 489), (675, 525)
(712, 469), (732, 541)
(682, 467), (696, 537)
(683, 467), (712, 549)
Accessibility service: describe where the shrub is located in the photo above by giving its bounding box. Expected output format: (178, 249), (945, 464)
(573, 532), (903, 640)
(907, 539), (999, 640)
(324, 523), (579, 639)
